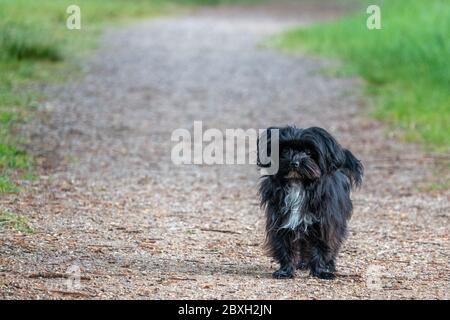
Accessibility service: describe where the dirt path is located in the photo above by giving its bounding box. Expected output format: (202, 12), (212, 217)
(1, 4), (449, 299)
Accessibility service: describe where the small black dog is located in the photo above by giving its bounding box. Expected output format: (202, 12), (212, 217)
(257, 126), (363, 280)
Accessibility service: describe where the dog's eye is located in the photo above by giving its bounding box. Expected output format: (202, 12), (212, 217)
(304, 149), (311, 156)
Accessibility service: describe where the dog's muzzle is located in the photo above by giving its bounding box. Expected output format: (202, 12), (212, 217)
(285, 170), (302, 179)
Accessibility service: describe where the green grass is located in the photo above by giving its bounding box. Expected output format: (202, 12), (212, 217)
(0, 176), (19, 193)
(0, 0), (262, 193)
(273, 0), (450, 151)
(0, 210), (33, 233)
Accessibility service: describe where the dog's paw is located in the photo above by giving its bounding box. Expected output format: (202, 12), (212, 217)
(272, 268), (294, 279)
(297, 261), (309, 270)
(311, 270), (336, 280)
(325, 260), (336, 272)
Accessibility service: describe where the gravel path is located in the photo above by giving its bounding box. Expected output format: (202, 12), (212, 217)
(1, 4), (449, 299)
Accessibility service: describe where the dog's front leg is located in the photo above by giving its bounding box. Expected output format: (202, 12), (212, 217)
(309, 239), (336, 280)
(267, 230), (296, 279)
(297, 239), (311, 270)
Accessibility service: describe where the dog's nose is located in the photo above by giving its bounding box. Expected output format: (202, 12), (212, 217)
(291, 161), (300, 168)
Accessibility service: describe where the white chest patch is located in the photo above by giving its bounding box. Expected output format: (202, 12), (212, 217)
(281, 182), (316, 231)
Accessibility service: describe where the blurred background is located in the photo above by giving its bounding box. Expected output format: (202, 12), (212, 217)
(1, 0), (448, 193)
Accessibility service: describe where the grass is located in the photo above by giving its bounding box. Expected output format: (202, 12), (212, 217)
(0, 0), (262, 194)
(0, 176), (19, 193)
(272, 0), (450, 152)
(0, 210), (33, 233)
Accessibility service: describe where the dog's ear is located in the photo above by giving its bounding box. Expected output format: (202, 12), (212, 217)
(257, 127), (280, 168)
(304, 127), (344, 171)
(342, 149), (364, 188)
(304, 127), (363, 187)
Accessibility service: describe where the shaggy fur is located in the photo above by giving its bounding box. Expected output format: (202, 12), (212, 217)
(257, 126), (363, 280)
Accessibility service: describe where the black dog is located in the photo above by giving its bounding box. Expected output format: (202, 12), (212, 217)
(257, 126), (363, 280)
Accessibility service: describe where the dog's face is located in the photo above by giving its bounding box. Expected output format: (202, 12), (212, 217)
(258, 126), (363, 187)
(279, 143), (321, 181)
